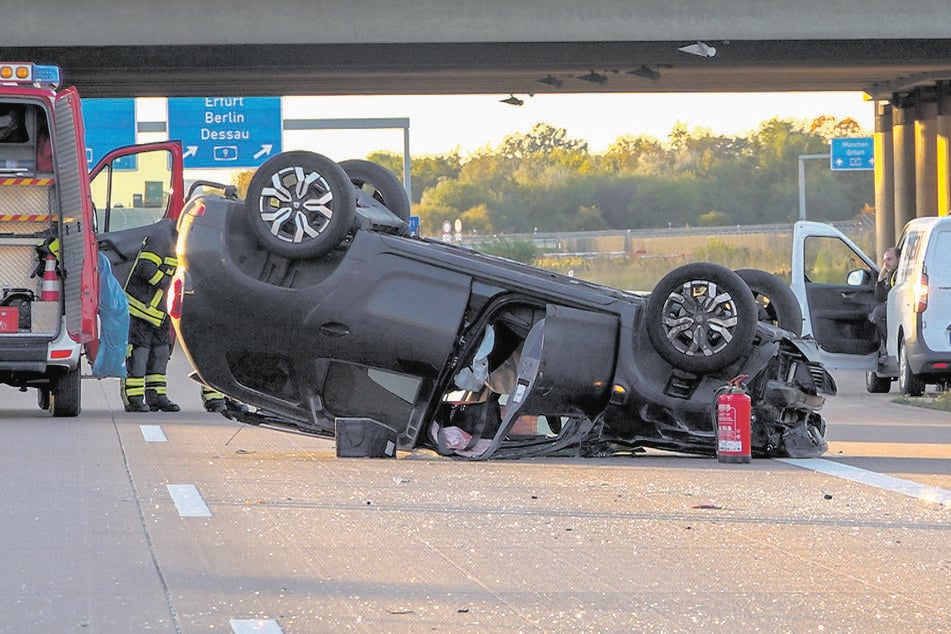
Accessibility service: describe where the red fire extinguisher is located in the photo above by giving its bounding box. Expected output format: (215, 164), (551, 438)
(714, 374), (751, 464)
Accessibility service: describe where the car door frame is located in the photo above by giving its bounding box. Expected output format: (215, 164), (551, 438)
(790, 220), (878, 371)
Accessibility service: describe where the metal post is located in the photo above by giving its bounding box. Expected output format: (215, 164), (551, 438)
(798, 153), (831, 220)
(403, 125), (412, 201)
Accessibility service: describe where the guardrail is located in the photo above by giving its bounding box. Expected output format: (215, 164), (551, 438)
(452, 215), (875, 248)
(453, 216), (875, 256)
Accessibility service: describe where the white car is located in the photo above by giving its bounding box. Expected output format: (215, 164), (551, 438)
(793, 218), (951, 394)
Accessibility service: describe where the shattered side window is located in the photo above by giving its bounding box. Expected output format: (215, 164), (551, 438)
(803, 235), (870, 284)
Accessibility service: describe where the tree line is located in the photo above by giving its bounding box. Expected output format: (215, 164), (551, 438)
(363, 115), (872, 236)
(232, 115), (872, 237)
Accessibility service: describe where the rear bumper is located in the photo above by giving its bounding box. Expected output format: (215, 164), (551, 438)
(0, 326), (81, 375)
(906, 336), (951, 378)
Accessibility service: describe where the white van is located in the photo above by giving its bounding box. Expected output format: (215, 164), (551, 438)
(792, 218), (951, 395)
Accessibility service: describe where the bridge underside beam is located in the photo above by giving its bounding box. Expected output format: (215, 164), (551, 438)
(2, 40), (951, 98)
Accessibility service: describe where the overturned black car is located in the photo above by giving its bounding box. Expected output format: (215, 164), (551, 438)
(171, 151), (835, 460)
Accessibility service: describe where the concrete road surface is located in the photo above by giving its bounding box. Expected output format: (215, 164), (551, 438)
(0, 357), (948, 633)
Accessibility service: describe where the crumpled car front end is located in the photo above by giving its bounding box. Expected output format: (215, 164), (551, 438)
(576, 322), (835, 460)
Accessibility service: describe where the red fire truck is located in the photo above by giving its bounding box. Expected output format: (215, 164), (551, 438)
(0, 62), (183, 415)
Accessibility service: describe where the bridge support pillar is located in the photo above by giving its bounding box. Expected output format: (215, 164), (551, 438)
(874, 101), (895, 253)
(937, 82), (951, 217)
(915, 92), (938, 217)
(891, 98), (917, 233)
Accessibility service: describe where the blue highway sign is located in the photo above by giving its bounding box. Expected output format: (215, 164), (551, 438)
(830, 137), (874, 171)
(168, 97), (282, 169)
(82, 98), (137, 169)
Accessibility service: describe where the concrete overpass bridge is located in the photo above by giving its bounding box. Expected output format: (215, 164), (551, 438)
(4, 0), (951, 249)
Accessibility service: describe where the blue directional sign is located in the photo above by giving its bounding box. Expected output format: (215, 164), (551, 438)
(82, 98), (137, 170)
(167, 97), (282, 169)
(830, 137), (874, 171)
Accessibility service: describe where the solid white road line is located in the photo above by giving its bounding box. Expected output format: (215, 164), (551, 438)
(230, 619), (283, 633)
(140, 424), (168, 442)
(777, 458), (950, 505)
(167, 484), (212, 517)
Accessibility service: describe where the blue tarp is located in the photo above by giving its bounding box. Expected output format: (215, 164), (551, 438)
(91, 252), (129, 378)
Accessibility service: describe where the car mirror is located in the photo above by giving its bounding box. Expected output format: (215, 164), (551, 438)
(846, 268), (872, 286)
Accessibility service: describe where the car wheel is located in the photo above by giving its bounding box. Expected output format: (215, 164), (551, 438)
(645, 262), (758, 374)
(245, 151), (356, 259)
(898, 340), (925, 396)
(865, 370), (891, 393)
(50, 365), (81, 417)
(339, 159), (411, 222)
(734, 268), (803, 335)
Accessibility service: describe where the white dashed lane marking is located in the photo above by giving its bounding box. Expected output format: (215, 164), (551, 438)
(777, 458), (950, 505)
(167, 484), (212, 517)
(230, 619), (283, 633)
(140, 425), (168, 442)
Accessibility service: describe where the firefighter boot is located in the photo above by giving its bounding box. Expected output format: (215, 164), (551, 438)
(201, 385), (227, 413)
(148, 395), (181, 412)
(125, 397), (150, 413)
(146, 373), (181, 412)
(122, 376), (150, 412)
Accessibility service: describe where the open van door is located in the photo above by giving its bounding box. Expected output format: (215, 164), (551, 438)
(89, 141), (185, 284)
(790, 221), (879, 371)
(54, 88), (99, 345)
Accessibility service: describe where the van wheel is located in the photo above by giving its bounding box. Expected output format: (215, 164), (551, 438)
(865, 370), (891, 393)
(898, 341), (925, 396)
(734, 268), (803, 335)
(50, 366), (81, 417)
(646, 263), (757, 373)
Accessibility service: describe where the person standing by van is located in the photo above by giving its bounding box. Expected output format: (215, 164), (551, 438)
(870, 247), (898, 356)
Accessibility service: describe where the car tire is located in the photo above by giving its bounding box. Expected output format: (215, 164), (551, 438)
(898, 340), (925, 396)
(50, 365), (81, 417)
(339, 159), (411, 222)
(646, 262), (758, 374)
(865, 370), (891, 393)
(734, 268), (803, 335)
(245, 151), (356, 260)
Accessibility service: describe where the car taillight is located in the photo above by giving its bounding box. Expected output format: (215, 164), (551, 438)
(913, 272), (929, 313)
(168, 274), (184, 320)
(177, 199), (206, 233)
(186, 199), (206, 217)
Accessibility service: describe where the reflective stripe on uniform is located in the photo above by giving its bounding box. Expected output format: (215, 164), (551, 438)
(127, 292), (166, 327)
(123, 376), (145, 399)
(146, 373), (168, 396)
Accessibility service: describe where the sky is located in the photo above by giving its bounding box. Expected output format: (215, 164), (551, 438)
(139, 91), (874, 177)
(136, 92), (875, 182)
(278, 91), (874, 159)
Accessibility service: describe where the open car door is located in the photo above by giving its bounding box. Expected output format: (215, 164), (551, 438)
(89, 141), (185, 284)
(790, 221), (878, 371)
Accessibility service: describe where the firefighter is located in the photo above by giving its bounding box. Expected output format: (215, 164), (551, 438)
(121, 222), (180, 413)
